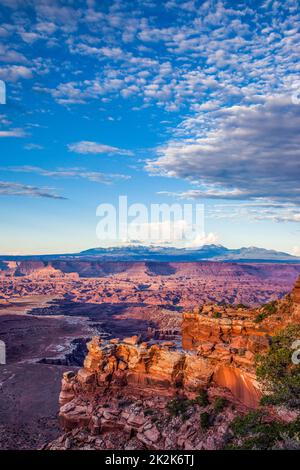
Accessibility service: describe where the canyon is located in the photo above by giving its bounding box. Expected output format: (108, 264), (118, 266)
(0, 260), (300, 449)
(46, 278), (300, 450)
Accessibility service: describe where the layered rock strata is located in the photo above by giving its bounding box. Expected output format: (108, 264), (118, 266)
(48, 277), (300, 450)
(293, 277), (300, 304)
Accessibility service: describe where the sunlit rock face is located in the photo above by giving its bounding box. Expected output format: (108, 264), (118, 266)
(180, 276), (300, 406)
(79, 336), (216, 393)
(213, 366), (261, 408)
(48, 278), (300, 450)
(293, 276), (300, 304)
(181, 306), (269, 406)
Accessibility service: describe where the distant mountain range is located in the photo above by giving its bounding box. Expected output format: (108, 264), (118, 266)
(1, 244), (300, 263)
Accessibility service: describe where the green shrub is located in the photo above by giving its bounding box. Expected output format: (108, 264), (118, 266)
(259, 395), (277, 406)
(194, 388), (209, 406)
(228, 413), (300, 450)
(236, 303), (249, 309)
(230, 410), (265, 437)
(254, 301), (278, 323)
(166, 397), (193, 417)
(213, 396), (227, 413)
(200, 412), (211, 429)
(256, 324), (300, 406)
(213, 311), (222, 319)
(263, 301), (277, 314)
(254, 312), (268, 323)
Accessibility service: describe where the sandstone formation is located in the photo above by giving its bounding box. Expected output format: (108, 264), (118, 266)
(49, 338), (242, 450)
(1, 262), (299, 450)
(1, 260), (300, 308)
(182, 306), (269, 407)
(293, 276), (300, 304)
(46, 276), (300, 451)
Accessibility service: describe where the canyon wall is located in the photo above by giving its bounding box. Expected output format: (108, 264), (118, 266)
(182, 305), (269, 407)
(47, 277), (300, 450)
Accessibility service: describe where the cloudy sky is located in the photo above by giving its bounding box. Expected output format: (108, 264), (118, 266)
(0, 0), (299, 254)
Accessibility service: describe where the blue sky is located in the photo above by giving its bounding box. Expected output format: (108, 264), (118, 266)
(0, 0), (299, 255)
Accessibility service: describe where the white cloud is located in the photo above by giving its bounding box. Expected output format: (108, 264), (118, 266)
(0, 65), (32, 82)
(292, 246), (300, 256)
(0, 128), (25, 137)
(24, 143), (44, 150)
(185, 231), (219, 248)
(68, 140), (133, 156)
(0, 44), (27, 63)
(148, 96), (300, 204)
(5, 165), (131, 185)
(0, 181), (66, 199)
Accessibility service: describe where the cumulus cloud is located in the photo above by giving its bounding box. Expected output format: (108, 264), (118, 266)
(0, 65), (32, 82)
(0, 181), (66, 199)
(68, 140), (133, 156)
(169, 200), (300, 224)
(0, 44), (28, 63)
(3, 0), (297, 116)
(1, 0), (300, 231)
(148, 96), (300, 204)
(292, 246), (300, 256)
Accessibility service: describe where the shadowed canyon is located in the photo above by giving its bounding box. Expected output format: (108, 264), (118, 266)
(0, 260), (300, 449)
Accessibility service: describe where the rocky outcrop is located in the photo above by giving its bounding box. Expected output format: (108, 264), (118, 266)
(49, 341), (243, 450)
(61, 336), (216, 399)
(55, 331), (261, 442)
(47, 389), (238, 450)
(213, 366), (261, 409)
(46, 277), (300, 450)
(293, 276), (300, 304)
(182, 305), (272, 406)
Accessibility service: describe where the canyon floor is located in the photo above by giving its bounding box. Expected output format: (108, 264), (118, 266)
(1, 261), (300, 449)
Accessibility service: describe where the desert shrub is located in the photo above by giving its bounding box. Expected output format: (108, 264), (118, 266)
(273, 433), (300, 450)
(119, 399), (133, 408)
(254, 301), (278, 323)
(200, 411), (211, 429)
(227, 413), (300, 450)
(254, 312), (268, 323)
(230, 410), (265, 437)
(256, 324), (300, 406)
(263, 301), (277, 314)
(236, 303), (249, 309)
(213, 311), (222, 319)
(166, 397), (193, 417)
(259, 395), (277, 406)
(213, 396), (227, 413)
(194, 388), (209, 406)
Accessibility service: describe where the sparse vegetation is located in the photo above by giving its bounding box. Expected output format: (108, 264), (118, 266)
(236, 303), (249, 309)
(254, 312), (268, 323)
(212, 311), (222, 319)
(230, 410), (265, 437)
(166, 396), (193, 418)
(200, 411), (211, 430)
(256, 324), (300, 407)
(226, 411), (300, 450)
(263, 300), (278, 314)
(194, 388), (209, 406)
(213, 396), (227, 413)
(225, 324), (300, 449)
(254, 301), (278, 323)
